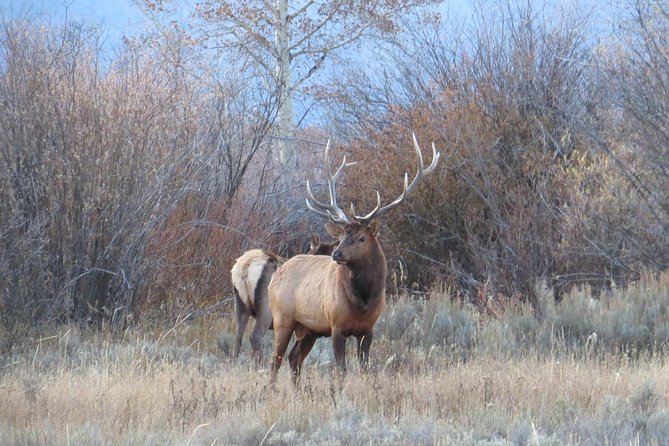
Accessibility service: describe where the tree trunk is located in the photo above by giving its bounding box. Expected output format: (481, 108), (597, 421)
(275, 0), (296, 168)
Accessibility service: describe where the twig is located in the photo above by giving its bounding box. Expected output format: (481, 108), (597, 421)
(259, 420), (278, 446)
(0, 335), (59, 361)
(405, 248), (449, 268)
(406, 249), (482, 287)
(183, 298), (234, 322)
(0, 360), (21, 369)
(186, 423), (210, 446)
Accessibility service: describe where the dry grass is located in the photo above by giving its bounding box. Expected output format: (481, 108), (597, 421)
(2, 274), (669, 445)
(0, 332), (669, 444)
(2, 354), (668, 445)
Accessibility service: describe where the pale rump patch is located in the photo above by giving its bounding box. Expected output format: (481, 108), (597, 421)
(231, 249), (274, 312)
(231, 248), (284, 362)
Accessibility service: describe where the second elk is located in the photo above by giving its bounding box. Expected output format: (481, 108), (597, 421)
(268, 134), (440, 381)
(230, 236), (337, 362)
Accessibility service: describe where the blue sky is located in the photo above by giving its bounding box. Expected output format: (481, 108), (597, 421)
(0, 0), (149, 45)
(1, 0), (615, 38)
(1, 0), (476, 45)
(1, 0), (144, 25)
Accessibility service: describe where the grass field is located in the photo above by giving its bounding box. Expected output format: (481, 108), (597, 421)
(2, 275), (669, 445)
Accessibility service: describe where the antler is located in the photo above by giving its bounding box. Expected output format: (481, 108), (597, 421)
(305, 140), (356, 225)
(353, 133), (440, 224)
(306, 133), (440, 225)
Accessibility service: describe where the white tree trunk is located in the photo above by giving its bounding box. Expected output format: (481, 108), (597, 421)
(275, 0), (296, 168)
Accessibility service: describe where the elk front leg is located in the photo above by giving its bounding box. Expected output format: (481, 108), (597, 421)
(356, 331), (373, 370)
(270, 322), (294, 383)
(289, 333), (317, 383)
(332, 329), (347, 373)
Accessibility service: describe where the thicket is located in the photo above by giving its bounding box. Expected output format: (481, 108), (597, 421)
(0, 22), (203, 327)
(0, 20), (295, 334)
(2, 1), (669, 335)
(328, 1), (669, 306)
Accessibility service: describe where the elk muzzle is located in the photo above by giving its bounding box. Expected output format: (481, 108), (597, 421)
(331, 249), (345, 264)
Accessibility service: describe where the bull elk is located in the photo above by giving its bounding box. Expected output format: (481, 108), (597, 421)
(268, 134), (440, 380)
(230, 236), (338, 361)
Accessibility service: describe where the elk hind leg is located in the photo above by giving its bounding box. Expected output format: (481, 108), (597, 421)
(249, 260), (276, 364)
(289, 333), (317, 381)
(249, 300), (272, 365)
(233, 288), (250, 358)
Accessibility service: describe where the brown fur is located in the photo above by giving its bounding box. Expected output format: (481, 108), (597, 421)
(268, 221), (387, 380)
(230, 235), (336, 362)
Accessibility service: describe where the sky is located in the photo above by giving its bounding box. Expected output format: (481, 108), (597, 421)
(1, 0), (151, 46)
(1, 0), (145, 25)
(0, 0), (616, 43)
(0, 0), (478, 47)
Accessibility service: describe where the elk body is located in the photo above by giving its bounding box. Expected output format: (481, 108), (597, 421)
(231, 249), (283, 361)
(230, 236), (337, 361)
(268, 135), (440, 380)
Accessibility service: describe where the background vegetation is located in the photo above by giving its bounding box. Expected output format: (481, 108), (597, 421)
(4, 1), (669, 333)
(2, 0), (669, 442)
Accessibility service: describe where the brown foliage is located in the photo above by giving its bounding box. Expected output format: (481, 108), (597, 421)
(0, 20), (285, 328)
(0, 22), (200, 326)
(326, 1), (668, 307)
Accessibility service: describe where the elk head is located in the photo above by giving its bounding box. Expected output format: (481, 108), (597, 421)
(308, 233), (338, 256)
(325, 221), (380, 266)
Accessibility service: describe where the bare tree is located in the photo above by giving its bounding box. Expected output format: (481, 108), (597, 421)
(194, 62), (280, 201)
(607, 0), (669, 269)
(0, 19), (206, 325)
(143, 0), (440, 168)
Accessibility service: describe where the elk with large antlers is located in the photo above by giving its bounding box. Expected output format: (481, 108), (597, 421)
(268, 134), (440, 380)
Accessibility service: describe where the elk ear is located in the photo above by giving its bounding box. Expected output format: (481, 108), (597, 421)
(310, 234), (320, 250)
(325, 223), (345, 238)
(368, 220), (381, 237)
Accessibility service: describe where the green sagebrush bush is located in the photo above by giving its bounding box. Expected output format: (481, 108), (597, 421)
(477, 273), (669, 358)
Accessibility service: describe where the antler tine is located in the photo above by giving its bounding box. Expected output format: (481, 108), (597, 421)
(305, 180), (342, 221)
(327, 141), (357, 180)
(305, 140), (353, 225)
(354, 133), (441, 224)
(405, 132), (440, 195)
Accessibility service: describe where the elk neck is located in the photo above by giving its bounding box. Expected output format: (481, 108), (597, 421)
(342, 243), (387, 309)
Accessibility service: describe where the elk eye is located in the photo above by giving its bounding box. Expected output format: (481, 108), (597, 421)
(358, 236), (366, 243)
